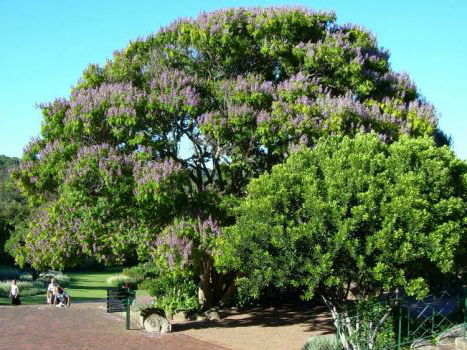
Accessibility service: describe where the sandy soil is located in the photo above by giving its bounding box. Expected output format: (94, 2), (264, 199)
(173, 302), (335, 350)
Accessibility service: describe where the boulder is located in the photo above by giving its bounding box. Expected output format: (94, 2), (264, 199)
(143, 313), (171, 333)
(438, 325), (465, 343)
(205, 310), (221, 321)
(173, 311), (188, 321)
(455, 337), (467, 350)
(140, 307), (171, 333)
(411, 339), (435, 349)
(411, 325), (466, 349)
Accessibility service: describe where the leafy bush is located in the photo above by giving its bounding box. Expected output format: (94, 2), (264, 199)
(19, 273), (33, 281)
(302, 335), (336, 350)
(0, 280), (44, 297)
(37, 271), (70, 287)
(107, 274), (132, 288)
(144, 271), (199, 315)
(122, 263), (160, 285)
(343, 300), (396, 349)
(20, 287), (43, 296)
(137, 278), (154, 291)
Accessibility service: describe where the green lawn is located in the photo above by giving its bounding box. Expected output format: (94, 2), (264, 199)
(0, 268), (148, 306)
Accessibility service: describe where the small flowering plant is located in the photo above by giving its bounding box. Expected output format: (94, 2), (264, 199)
(152, 216), (222, 272)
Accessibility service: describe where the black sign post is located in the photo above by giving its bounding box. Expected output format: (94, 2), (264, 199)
(107, 287), (136, 330)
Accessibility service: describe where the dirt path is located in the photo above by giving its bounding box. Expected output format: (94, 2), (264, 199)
(0, 303), (228, 350)
(175, 302), (334, 350)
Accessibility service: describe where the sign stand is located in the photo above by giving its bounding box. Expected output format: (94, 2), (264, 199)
(107, 286), (136, 330)
(126, 286), (131, 330)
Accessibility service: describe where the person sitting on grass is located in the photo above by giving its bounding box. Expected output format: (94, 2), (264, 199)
(54, 285), (71, 308)
(47, 277), (56, 306)
(9, 279), (21, 306)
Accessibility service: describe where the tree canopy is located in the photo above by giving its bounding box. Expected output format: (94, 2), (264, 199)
(10, 7), (451, 308)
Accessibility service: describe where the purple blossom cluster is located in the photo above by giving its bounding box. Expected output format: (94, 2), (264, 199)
(199, 75), (275, 130)
(149, 70), (201, 112)
(302, 29), (389, 71)
(313, 93), (409, 136)
(25, 208), (80, 266)
(159, 7), (335, 35)
(65, 144), (133, 185)
(197, 215), (222, 238)
(22, 136), (42, 155)
(197, 111), (229, 129)
(37, 140), (63, 160)
(37, 97), (70, 117)
(230, 74), (275, 95)
(65, 83), (146, 125)
(16, 159), (35, 173)
(134, 158), (182, 190)
(407, 100), (438, 126)
(379, 71), (417, 100)
(155, 220), (193, 268)
(276, 73), (324, 102)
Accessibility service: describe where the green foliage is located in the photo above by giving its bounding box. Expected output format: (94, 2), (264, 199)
(302, 335), (336, 350)
(122, 263), (160, 285)
(217, 134), (467, 306)
(36, 271), (70, 287)
(0, 265), (22, 280)
(107, 274), (132, 288)
(145, 270), (200, 315)
(0, 280), (44, 297)
(0, 155), (28, 262)
(340, 300), (396, 349)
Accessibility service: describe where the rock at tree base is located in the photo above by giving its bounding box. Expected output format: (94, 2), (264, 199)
(172, 311), (188, 321)
(144, 313), (171, 333)
(411, 325), (466, 349)
(204, 310), (221, 321)
(141, 308), (171, 333)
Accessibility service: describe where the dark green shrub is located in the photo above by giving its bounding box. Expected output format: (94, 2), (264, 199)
(0, 265), (21, 280)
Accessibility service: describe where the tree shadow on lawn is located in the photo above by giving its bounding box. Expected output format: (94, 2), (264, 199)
(68, 285), (110, 291)
(71, 298), (107, 303)
(172, 301), (335, 335)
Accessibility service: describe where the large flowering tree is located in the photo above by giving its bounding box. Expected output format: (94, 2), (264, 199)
(11, 7), (446, 308)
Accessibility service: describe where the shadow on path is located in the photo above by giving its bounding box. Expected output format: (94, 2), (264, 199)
(173, 301), (334, 335)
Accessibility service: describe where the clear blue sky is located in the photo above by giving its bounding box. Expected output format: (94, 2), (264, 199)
(1, 1), (465, 159)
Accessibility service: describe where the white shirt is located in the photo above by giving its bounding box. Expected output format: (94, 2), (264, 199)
(48, 283), (55, 293)
(10, 284), (18, 297)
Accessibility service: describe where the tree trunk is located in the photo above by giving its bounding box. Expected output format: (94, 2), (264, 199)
(198, 260), (237, 310)
(29, 267), (40, 281)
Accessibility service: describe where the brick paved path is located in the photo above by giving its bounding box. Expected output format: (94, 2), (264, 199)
(0, 303), (229, 350)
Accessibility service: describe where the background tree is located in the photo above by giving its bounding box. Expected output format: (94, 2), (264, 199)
(0, 155), (28, 264)
(11, 7), (448, 309)
(216, 134), (467, 348)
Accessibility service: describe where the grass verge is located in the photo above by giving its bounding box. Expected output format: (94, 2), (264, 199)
(0, 267), (148, 306)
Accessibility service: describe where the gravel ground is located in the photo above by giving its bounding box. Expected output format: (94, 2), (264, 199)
(174, 302), (335, 350)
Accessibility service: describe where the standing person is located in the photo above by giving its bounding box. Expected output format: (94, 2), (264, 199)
(9, 279), (21, 306)
(47, 277), (56, 306)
